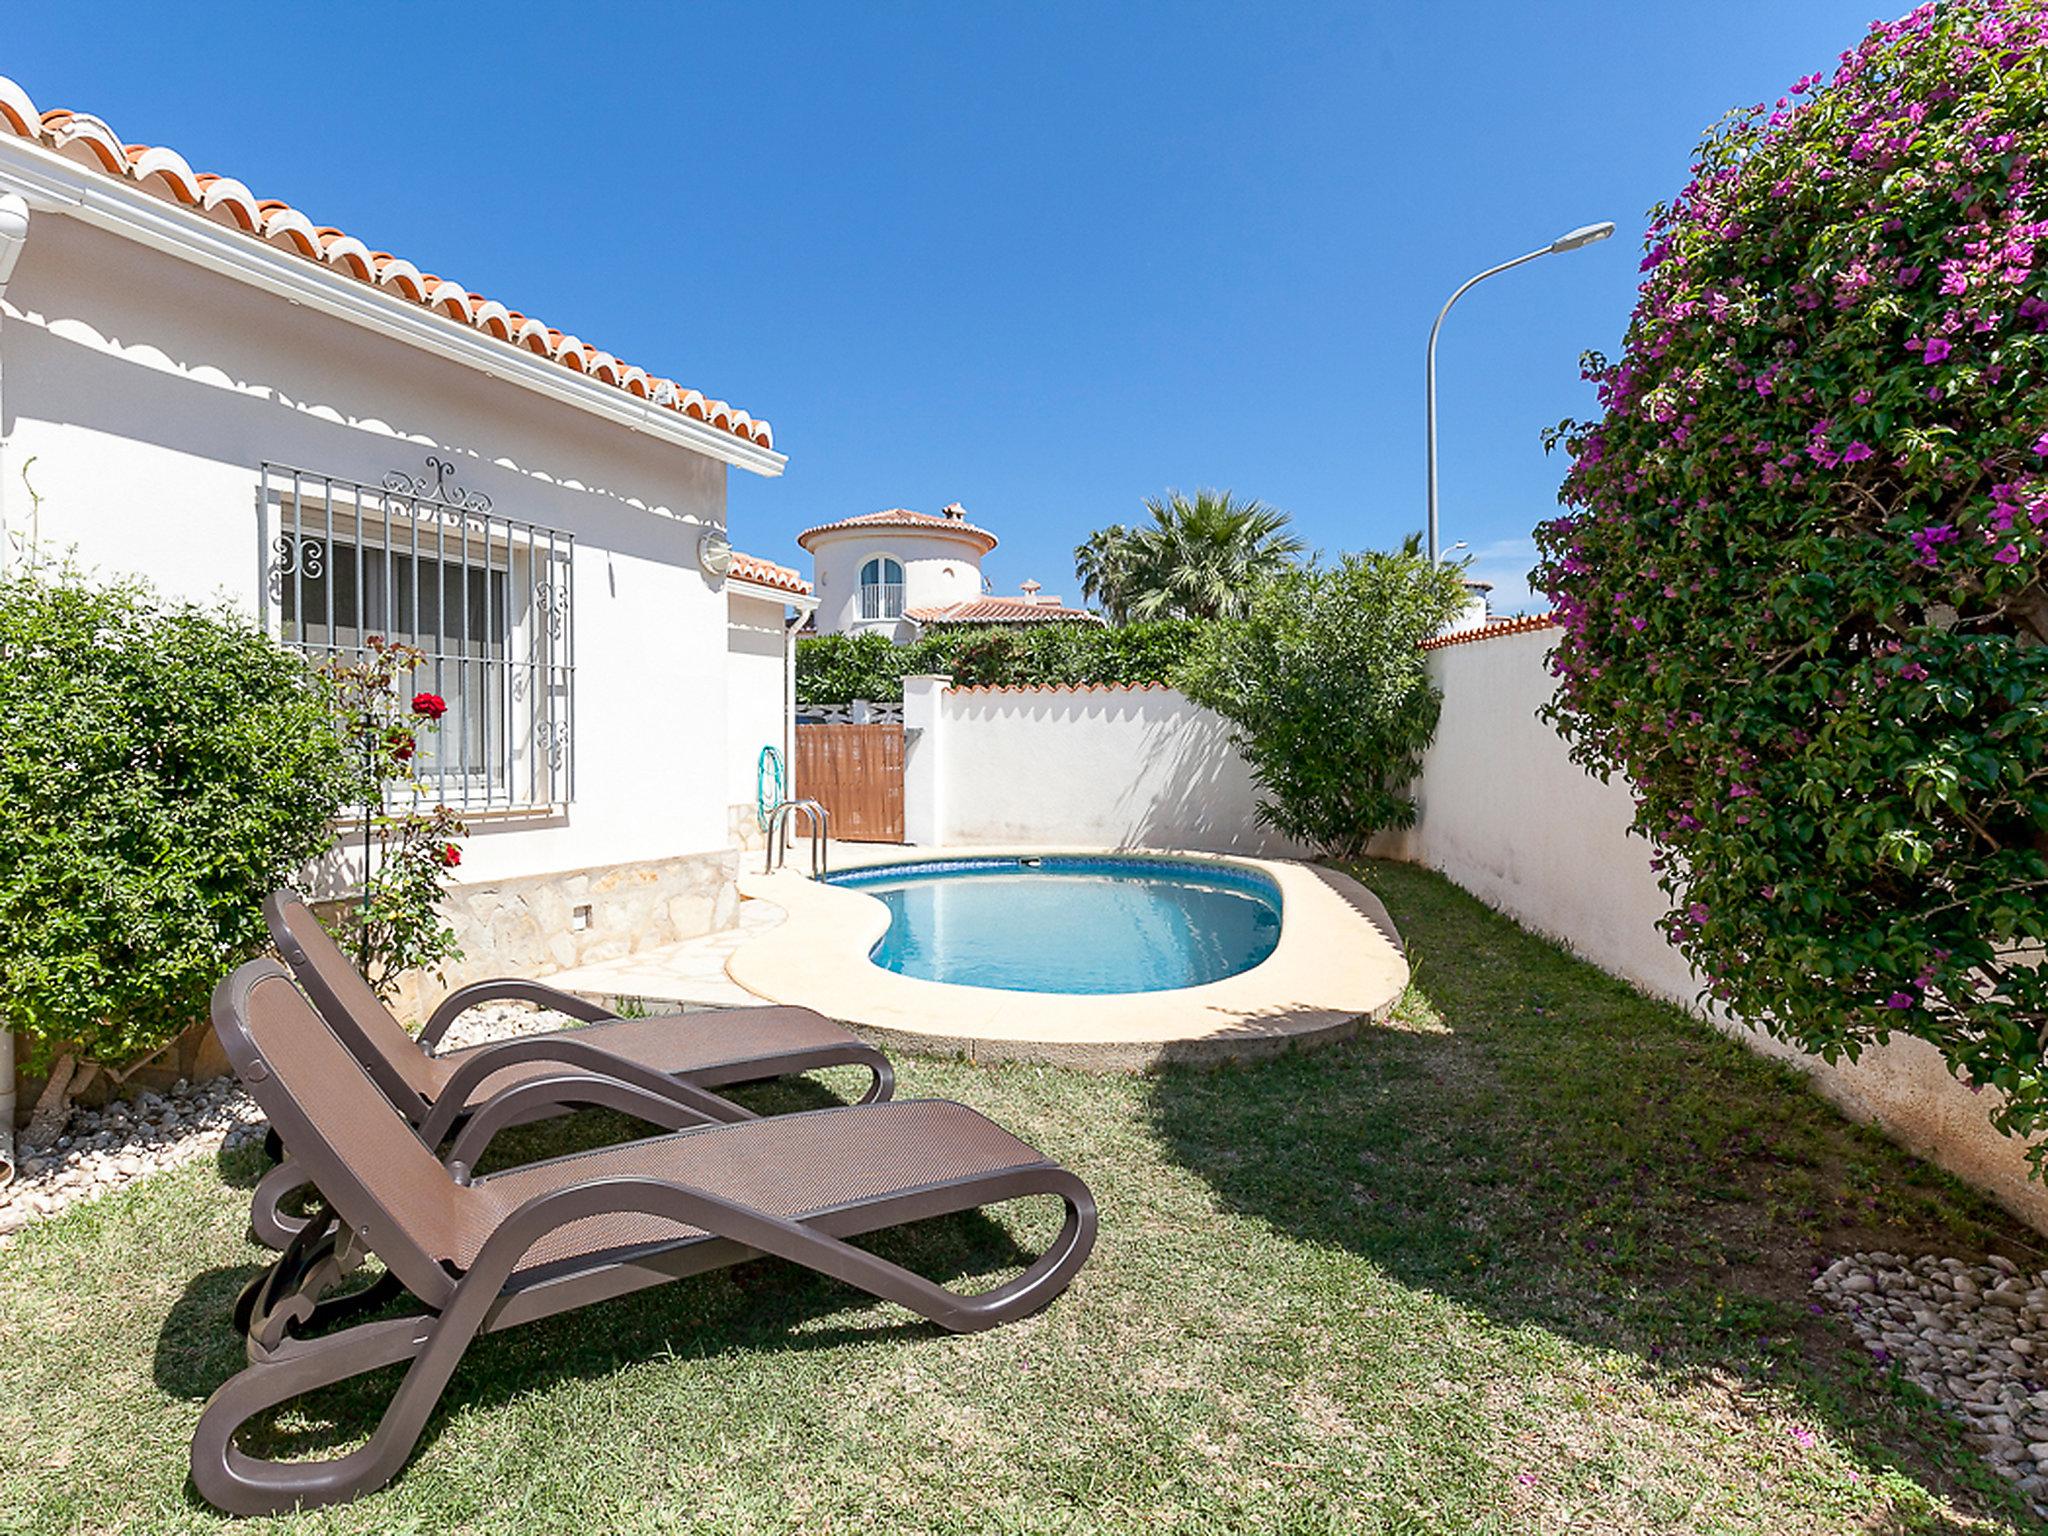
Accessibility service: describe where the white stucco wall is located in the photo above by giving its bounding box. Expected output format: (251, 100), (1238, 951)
(1381, 626), (2048, 1231)
(902, 678), (1308, 856)
(727, 590), (791, 811)
(0, 212), (749, 889)
(806, 527), (986, 639)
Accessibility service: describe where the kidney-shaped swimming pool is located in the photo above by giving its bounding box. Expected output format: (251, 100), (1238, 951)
(823, 855), (1283, 994)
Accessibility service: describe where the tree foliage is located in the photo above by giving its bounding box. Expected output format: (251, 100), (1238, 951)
(1533, 4), (2048, 1157)
(1179, 550), (1469, 858)
(1073, 490), (1305, 622)
(796, 620), (1206, 704)
(0, 568), (357, 1071)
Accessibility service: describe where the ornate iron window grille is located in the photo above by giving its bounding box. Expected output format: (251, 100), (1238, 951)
(260, 459), (575, 812)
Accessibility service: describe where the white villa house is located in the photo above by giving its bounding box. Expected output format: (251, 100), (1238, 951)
(0, 77), (815, 990)
(798, 503), (1099, 642)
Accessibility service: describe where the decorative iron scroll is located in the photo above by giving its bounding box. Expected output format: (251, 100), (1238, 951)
(535, 719), (570, 768)
(381, 455), (493, 514)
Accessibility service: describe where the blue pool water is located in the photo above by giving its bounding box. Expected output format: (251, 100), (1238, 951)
(824, 856), (1282, 994)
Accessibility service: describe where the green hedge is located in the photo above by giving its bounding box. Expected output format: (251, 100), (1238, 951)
(796, 620), (1205, 704)
(0, 568), (357, 1071)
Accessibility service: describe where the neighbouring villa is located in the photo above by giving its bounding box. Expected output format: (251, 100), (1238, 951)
(799, 502), (1099, 641)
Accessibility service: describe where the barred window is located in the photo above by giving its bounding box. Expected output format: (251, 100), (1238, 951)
(263, 460), (574, 811)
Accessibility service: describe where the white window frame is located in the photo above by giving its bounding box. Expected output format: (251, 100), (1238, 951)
(858, 553), (905, 621)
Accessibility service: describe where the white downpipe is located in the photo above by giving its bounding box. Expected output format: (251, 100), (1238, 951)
(0, 188), (29, 1183)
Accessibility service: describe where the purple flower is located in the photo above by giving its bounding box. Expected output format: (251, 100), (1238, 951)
(1841, 441), (1875, 463)
(1922, 337), (1953, 365)
(1886, 992), (1915, 1009)
(1993, 544), (2022, 564)
(1688, 902), (1710, 925)
(2033, 432), (2048, 457)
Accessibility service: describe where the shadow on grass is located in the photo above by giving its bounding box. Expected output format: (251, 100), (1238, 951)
(1148, 859), (2045, 1532)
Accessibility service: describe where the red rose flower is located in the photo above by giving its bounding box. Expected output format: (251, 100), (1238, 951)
(442, 844), (462, 868)
(390, 733), (416, 763)
(412, 692), (447, 720)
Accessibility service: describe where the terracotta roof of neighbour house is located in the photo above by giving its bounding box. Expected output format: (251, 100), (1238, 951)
(906, 597), (1103, 627)
(795, 508), (1000, 554)
(0, 76), (775, 454)
(729, 552), (811, 596)
(1418, 612), (1560, 651)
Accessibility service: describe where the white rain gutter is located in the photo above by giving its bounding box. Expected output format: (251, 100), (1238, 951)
(0, 137), (787, 479)
(0, 187), (28, 1184)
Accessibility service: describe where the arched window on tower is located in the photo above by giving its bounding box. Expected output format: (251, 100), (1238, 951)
(858, 556), (904, 620)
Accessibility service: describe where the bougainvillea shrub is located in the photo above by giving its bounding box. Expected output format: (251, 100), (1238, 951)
(1534, 3), (2048, 1157)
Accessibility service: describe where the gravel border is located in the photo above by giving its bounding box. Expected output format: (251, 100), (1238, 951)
(0, 1002), (577, 1247)
(1815, 1250), (2048, 1514)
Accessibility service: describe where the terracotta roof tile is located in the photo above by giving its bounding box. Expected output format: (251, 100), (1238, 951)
(906, 597), (1101, 626)
(1417, 612), (1560, 651)
(729, 551), (811, 596)
(796, 508), (999, 554)
(0, 75), (774, 454)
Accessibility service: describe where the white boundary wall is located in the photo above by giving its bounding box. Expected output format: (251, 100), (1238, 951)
(1379, 624), (2048, 1231)
(901, 677), (1307, 857)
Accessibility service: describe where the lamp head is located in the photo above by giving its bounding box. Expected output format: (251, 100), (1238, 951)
(1550, 221), (1616, 253)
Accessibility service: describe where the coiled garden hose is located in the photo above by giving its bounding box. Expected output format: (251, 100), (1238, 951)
(756, 744), (786, 832)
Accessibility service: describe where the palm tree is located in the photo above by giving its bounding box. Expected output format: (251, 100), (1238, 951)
(1073, 523), (1141, 623)
(1123, 489), (1305, 621)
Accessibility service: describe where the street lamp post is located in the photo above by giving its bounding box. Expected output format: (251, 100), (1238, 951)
(1425, 221), (1616, 564)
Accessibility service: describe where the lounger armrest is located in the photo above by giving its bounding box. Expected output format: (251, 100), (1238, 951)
(416, 1036), (756, 1151)
(443, 1074), (725, 1177)
(418, 980), (619, 1053)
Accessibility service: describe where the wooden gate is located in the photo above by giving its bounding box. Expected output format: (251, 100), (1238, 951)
(795, 722), (905, 842)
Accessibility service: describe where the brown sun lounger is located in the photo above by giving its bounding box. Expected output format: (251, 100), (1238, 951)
(251, 892), (894, 1246)
(195, 960), (1096, 1515)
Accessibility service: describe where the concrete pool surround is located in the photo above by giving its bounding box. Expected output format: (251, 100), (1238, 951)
(727, 848), (1409, 1071)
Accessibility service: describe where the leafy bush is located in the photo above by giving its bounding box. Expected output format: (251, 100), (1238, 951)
(321, 636), (466, 998)
(0, 568), (356, 1072)
(796, 620), (1206, 704)
(1533, 5), (2048, 1155)
(1179, 551), (1468, 857)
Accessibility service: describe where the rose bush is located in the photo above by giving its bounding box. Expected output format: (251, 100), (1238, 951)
(1534, 3), (2048, 1158)
(323, 637), (466, 997)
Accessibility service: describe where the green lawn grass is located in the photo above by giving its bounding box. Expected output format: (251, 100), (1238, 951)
(2, 859), (2044, 1533)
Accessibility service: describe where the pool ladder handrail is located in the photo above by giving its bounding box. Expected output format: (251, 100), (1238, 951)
(764, 798), (830, 879)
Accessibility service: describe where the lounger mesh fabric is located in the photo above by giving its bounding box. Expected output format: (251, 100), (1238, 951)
(283, 908), (440, 1099)
(442, 1008), (861, 1100)
(245, 968), (468, 1261)
(470, 1100), (1046, 1273)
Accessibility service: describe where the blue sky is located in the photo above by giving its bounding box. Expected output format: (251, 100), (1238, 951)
(7, 2), (1887, 610)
